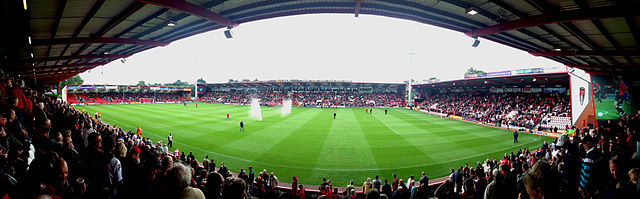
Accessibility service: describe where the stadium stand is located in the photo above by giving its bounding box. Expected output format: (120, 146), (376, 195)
(201, 91), (403, 108)
(65, 85), (190, 105)
(418, 92), (570, 130)
(198, 81), (405, 108)
(1, 74), (640, 199)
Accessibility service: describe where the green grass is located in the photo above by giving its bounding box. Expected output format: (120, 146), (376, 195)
(595, 99), (635, 120)
(76, 103), (552, 186)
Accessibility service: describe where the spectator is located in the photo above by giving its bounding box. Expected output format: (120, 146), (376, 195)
(166, 162), (205, 198)
(205, 172), (224, 199)
(373, 175), (382, 191)
(367, 189), (380, 199)
(363, 178), (373, 194)
(381, 179), (392, 198)
(346, 180), (355, 195)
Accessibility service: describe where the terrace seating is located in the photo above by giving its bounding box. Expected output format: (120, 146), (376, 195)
(539, 116), (571, 131)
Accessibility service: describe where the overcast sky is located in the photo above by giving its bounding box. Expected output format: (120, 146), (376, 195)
(80, 14), (564, 84)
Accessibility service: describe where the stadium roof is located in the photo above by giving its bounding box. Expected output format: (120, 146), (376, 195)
(413, 72), (569, 88)
(2, 0), (639, 84)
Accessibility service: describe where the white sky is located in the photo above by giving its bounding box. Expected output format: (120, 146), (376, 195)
(81, 14), (564, 84)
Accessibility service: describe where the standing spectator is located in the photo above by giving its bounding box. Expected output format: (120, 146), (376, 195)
(346, 180), (355, 194)
(291, 176), (298, 198)
(406, 175), (414, 191)
(167, 132), (173, 148)
(373, 175), (382, 191)
(269, 172), (278, 189)
(248, 166), (254, 192)
(298, 184), (305, 199)
(419, 172), (428, 188)
(218, 162), (229, 179)
(455, 167), (463, 193)
(382, 179), (392, 197)
(364, 178), (373, 194)
(392, 173), (398, 191)
(579, 136), (604, 198)
(203, 155), (210, 171)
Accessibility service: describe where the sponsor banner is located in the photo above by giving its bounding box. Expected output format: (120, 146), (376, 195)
(464, 73), (487, 79)
(150, 87), (160, 91)
(487, 70), (512, 77)
(105, 86), (117, 90)
(79, 86), (94, 89)
(94, 86), (105, 89)
(517, 68), (543, 74)
(530, 130), (562, 138)
(449, 115), (463, 120)
(67, 86), (79, 90)
(463, 117), (474, 121)
(183, 88), (192, 91)
(118, 86), (128, 89)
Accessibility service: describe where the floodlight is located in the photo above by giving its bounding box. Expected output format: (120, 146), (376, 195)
(224, 28), (233, 39)
(471, 37), (480, 47)
(466, 7), (478, 15)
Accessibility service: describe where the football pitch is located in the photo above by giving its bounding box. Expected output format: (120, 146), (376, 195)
(77, 103), (553, 186)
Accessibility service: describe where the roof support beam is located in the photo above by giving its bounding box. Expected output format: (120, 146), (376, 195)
(16, 54), (132, 63)
(485, 0), (590, 65)
(354, 0), (361, 17)
(560, 22), (615, 65)
(46, 0), (67, 63)
(86, 8), (169, 55)
(530, 50), (640, 57)
(626, 16), (640, 49)
(465, 5), (637, 37)
(33, 37), (170, 46)
(26, 61), (110, 72)
(58, 0), (106, 57)
(132, 0), (238, 27)
(70, 2), (146, 58)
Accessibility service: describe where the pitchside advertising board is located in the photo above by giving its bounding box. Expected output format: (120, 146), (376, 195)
(569, 68), (596, 127)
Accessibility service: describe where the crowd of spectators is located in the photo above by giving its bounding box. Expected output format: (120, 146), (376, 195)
(420, 92), (569, 130)
(73, 92), (187, 104)
(0, 76), (265, 198)
(201, 91), (403, 108)
(430, 114), (640, 199)
(2, 72), (640, 199)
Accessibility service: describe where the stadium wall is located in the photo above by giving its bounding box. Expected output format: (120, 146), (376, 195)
(569, 68), (596, 128)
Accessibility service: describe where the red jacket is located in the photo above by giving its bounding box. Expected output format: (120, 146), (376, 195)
(9, 88), (25, 109)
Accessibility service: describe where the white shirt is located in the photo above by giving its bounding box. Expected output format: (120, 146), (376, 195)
(106, 157), (122, 185)
(168, 135), (173, 141)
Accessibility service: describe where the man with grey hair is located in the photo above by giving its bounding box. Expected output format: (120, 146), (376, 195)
(166, 162), (205, 198)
